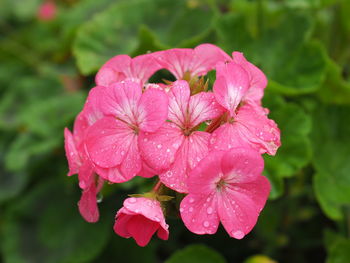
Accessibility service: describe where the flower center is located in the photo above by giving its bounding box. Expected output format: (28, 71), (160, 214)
(215, 177), (227, 192)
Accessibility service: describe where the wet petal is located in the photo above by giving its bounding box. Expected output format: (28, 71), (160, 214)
(139, 123), (185, 172)
(180, 193), (219, 235)
(85, 116), (135, 168)
(138, 88), (168, 132)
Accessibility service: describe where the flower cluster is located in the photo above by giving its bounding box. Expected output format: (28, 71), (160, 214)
(64, 44), (280, 246)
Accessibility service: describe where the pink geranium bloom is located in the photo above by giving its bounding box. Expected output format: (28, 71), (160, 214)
(139, 80), (224, 193)
(153, 44), (230, 80)
(114, 197), (169, 247)
(211, 61), (280, 155)
(64, 87), (106, 222)
(230, 52), (267, 103)
(180, 148), (270, 239)
(85, 80), (168, 183)
(37, 1), (57, 21)
(95, 54), (162, 87)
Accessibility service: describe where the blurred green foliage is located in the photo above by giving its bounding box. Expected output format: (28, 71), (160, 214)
(1, 0), (350, 262)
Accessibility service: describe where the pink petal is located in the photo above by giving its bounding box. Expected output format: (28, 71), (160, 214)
(138, 161), (157, 178)
(159, 132), (210, 193)
(119, 136), (142, 180)
(187, 150), (226, 195)
(209, 123), (247, 151)
(72, 112), (89, 148)
(213, 62), (249, 115)
(85, 116), (135, 168)
(217, 176), (270, 239)
(167, 80), (190, 126)
(64, 128), (81, 177)
(159, 141), (189, 193)
(190, 44), (231, 76)
(154, 44), (230, 79)
(232, 52), (267, 103)
(99, 80), (142, 125)
(77, 156), (94, 189)
(188, 92), (225, 127)
(114, 213), (132, 238)
(221, 148), (264, 184)
(95, 166), (131, 183)
(234, 102), (281, 155)
(139, 123), (185, 172)
(186, 131), (211, 170)
(153, 49), (193, 79)
(138, 88), (168, 132)
(180, 193), (219, 235)
(95, 55), (130, 87)
(82, 87), (105, 126)
(78, 184), (99, 223)
(126, 215), (159, 247)
(128, 53), (162, 84)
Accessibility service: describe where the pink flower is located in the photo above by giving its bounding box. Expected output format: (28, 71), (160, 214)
(64, 118), (101, 223)
(153, 43), (230, 80)
(231, 52), (267, 104)
(85, 80), (168, 183)
(114, 197), (169, 247)
(210, 102), (281, 155)
(139, 80), (224, 193)
(37, 1), (57, 21)
(95, 53), (162, 87)
(64, 88), (105, 222)
(180, 148), (270, 239)
(211, 60), (280, 155)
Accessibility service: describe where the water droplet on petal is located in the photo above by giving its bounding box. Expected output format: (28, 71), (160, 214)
(189, 198), (194, 203)
(189, 207), (193, 212)
(96, 193), (103, 203)
(128, 197), (137, 203)
(203, 221), (210, 227)
(166, 148), (171, 153)
(180, 207), (184, 212)
(232, 230), (245, 239)
(157, 144), (162, 149)
(207, 207), (213, 214)
(143, 138), (148, 142)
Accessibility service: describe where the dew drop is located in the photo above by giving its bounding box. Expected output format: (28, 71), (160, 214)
(207, 207), (213, 214)
(232, 230), (244, 239)
(189, 198), (195, 203)
(179, 207), (184, 212)
(203, 221), (210, 227)
(189, 207), (193, 212)
(96, 193), (103, 203)
(121, 151), (125, 156)
(143, 138), (148, 142)
(166, 148), (171, 153)
(157, 144), (162, 149)
(128, 197), (137, 203)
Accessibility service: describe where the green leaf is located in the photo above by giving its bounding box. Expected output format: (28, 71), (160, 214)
(325, 231), (350, 263)
(1, 178), (111, 263)
(311, 105), (350, 220)
(263, 94), (312, 199)
(165, 244), (227, 263)
(73, 0), (215, 75)
(5, 133), (60, 172)
(19, 92), (85, 138)
(0, 132), (28, 203)
(0, 76), (62, 130)
(317, 57), (350, 104)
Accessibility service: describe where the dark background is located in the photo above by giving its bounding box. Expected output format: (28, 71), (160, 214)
(1, 0), (350, 262)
